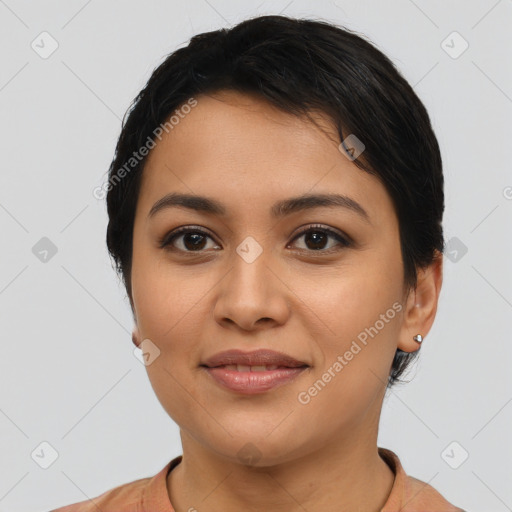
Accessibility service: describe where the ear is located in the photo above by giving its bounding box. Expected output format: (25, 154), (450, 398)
(397, 250), (443, 353)
(132, 325), (141, 348)
(129, 289), (140, 348)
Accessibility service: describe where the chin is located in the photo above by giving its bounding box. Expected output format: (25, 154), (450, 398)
(200, 431), (306, 468)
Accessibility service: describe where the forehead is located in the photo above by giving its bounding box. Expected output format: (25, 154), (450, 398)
(137, 90), (395, 225)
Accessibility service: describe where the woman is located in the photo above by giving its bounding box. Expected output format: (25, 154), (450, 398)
(51, 14), (464, 512)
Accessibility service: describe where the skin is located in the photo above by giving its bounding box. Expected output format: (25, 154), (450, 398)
(129, 90), (443, 512)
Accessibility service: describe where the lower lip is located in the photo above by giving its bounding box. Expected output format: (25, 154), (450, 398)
(202, 366), (308, 394)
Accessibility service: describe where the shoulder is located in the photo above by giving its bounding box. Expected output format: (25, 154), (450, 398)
(48, 457), (180, 512)
(404, 475), (466, 512)
(48, 474), (150, 512)
(378, 447), (465, 512)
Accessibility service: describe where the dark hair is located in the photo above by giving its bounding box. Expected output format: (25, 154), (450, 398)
(105, 14), (444, 388)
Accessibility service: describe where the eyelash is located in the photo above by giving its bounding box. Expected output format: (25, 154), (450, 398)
(159, 224), (352, 254)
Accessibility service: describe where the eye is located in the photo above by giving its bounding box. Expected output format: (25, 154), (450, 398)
(159, 224), (352, 254)
(288, 224), (352, 253)
(159, 226), (220, 252)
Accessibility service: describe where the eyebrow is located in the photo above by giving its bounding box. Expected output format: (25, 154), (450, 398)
(148, 192), (370, 224)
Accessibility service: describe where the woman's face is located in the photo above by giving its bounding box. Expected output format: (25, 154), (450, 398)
(131, 90), (414, 465)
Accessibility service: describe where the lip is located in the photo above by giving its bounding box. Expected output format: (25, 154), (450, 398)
(200, 349), (310, 395)
(202, 366), (309, 394)
(201, 349), (309, 368)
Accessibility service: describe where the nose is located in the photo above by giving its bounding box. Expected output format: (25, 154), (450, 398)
(213, 241), (290, 332)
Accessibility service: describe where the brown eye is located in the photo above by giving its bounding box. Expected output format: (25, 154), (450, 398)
(290, 225), (351, 252)
(179, 232), (208, 251)
(160, 227), (220, 252)
(160, 224), (351, 255)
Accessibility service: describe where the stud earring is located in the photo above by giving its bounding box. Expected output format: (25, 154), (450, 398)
(413, 334), (423, 343)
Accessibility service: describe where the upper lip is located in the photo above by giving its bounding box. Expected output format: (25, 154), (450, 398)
(201, 349), (309, 368)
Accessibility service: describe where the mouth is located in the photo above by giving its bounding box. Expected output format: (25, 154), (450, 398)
(201, 365), (309, 394)
(200, 348), (310, 369)
(203, 364), (308, 371)
(199, 349), (310, 394)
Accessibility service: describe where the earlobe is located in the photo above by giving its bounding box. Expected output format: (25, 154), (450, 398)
(397, 251), (443, 353)
(130, 292), (141, 348)
(132, 326), (140, 348)
(412, 334), (423, 343)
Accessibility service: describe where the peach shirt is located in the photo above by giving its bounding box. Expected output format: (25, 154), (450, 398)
(50, 447), (465, 511)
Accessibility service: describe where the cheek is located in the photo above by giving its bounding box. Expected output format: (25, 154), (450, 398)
(293, 261), (401, 349)
(131, 256), (217, 398)
(296, 292), (401, 432)
(131, 247), (204, 340)
(294, 258), (403, 415)
(131, 260), (208, 426)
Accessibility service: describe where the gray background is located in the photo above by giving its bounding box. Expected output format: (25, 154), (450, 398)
(1, 1), (511, 511)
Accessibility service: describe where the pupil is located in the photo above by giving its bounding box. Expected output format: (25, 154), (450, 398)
(181, 231), (328, 251)
(184, 233), (206, 250)
(306, 231), (326, 250)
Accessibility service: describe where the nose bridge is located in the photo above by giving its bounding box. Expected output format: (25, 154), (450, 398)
(230, 234), (271, 300)
(214, 233), (289, 329)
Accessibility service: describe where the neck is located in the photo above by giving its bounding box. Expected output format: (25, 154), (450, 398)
(167, 407), (395, 512)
